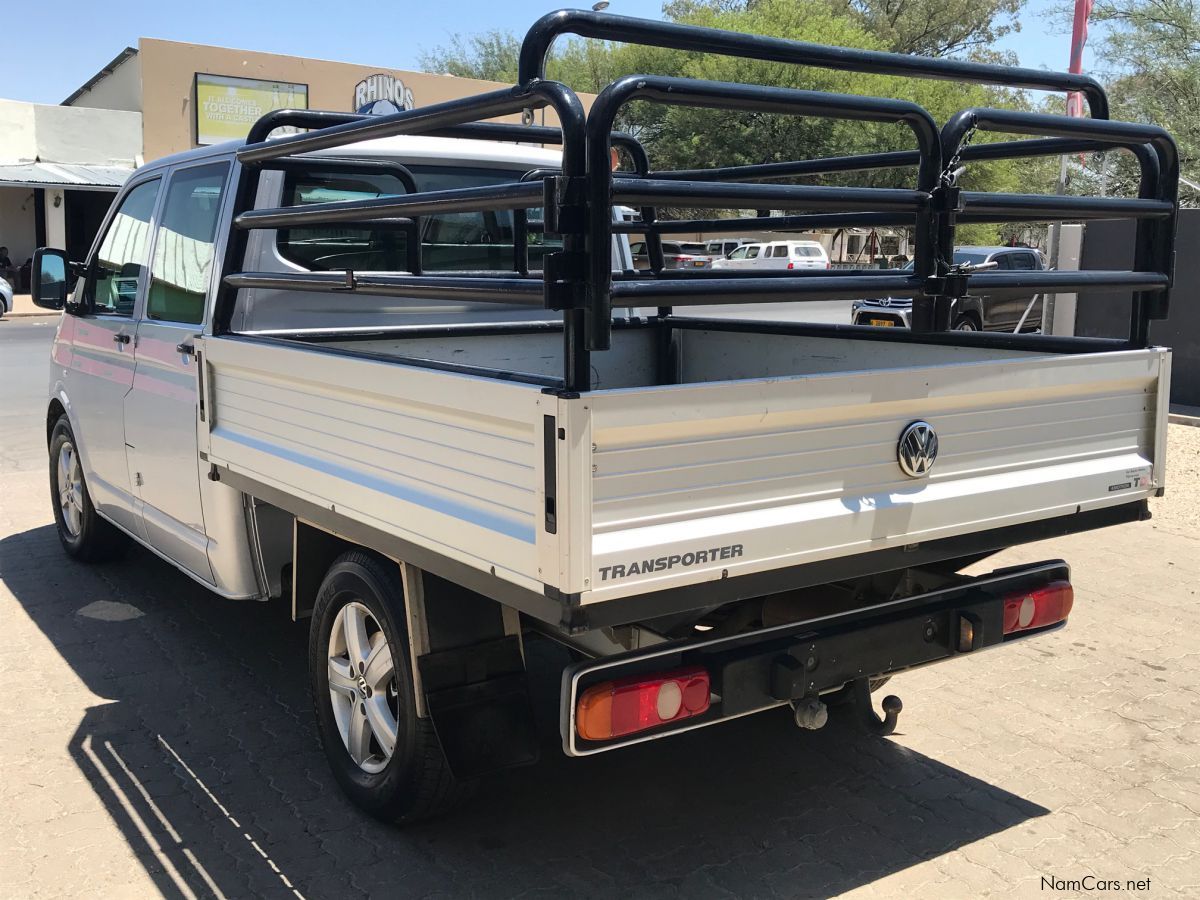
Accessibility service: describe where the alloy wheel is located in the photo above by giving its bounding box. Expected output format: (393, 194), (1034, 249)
(57, 442), (84, 537)
(327, 601), (400, 774)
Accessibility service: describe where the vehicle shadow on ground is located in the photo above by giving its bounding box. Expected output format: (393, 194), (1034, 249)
(1, 524), (1047, 899)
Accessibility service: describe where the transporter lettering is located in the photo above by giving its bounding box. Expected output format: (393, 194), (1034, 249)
(598, 544), (744, 582)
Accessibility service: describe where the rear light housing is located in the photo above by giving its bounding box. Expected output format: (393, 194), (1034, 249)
(576, 666), (711, 741)
(1002, 580), (1074, 635)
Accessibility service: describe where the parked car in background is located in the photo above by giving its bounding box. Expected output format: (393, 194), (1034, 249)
(629, 240), (715, 270)
(711, 242), (764, 269)
(713, 240), (829, 271)
(0, 276), (12, 317)
(705, 237), (757, 258)
(851, 246), (1046, 332)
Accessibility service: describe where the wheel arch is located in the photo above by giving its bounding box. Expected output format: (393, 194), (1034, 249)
(46, 398), (68, 447)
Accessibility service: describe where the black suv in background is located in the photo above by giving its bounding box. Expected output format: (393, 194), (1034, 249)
(851, 246), (1046, 332)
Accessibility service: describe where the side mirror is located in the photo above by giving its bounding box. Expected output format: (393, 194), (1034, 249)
(31, 248), (69, 310)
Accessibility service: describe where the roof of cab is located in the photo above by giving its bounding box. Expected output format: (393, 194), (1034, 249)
(137, 133), (564, 175)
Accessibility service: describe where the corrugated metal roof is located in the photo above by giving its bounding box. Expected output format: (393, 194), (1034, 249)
(0, 162), (131, 190)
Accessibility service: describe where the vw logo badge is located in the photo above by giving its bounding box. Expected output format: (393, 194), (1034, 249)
(898, 421), (939, 478)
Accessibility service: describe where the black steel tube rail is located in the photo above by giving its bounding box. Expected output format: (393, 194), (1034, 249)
(611, 275), (921, 305)
(613, 179), (928, 212)
(224, 271), (545, 305)
(615, 212), (916, 234)
(236, 81), (583, 166)
(608, 269), (1165, 306)
(650, 137), (1150, 183)
(586, 75), (942, 350)
(941, 108), (1178, 345)
(234, 180), (545, 230)
(519, 9), (1109, 117)
(246, 109), (362, 144)
(614, 267), (901, 280)
(965, 270), (1169, 293)
(958, 193), (1174, 220)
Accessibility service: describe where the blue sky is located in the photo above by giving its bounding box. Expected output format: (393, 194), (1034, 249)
(1, 0), (1089, 106)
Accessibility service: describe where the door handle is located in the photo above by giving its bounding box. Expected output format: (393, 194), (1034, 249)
(113, 333), (131, 345)
(176, 342), (195, 357)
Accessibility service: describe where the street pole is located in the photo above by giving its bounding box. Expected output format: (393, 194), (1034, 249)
(1044, 153), (1069, 334)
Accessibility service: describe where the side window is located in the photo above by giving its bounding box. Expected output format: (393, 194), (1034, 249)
(278, 169), (410, 273)
(629, 242), (646, 256)
(747, 246), (761, 259)
(87, 179), (160, 316)
(991, 254), (1012, 270)
(1008, 252), (1036, 270)
(728, 246), (748, 260)
(772, 245), (788, 258)
(147, 162), (230, 325)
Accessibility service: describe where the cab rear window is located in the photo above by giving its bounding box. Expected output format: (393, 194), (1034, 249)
(277, 164), (561, 273)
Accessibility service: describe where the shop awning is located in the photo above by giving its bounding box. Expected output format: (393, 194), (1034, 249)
(0, 162), (131, 191)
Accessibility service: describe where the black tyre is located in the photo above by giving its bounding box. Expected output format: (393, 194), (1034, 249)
(952, 314), (980, 332)
(309, 550), (473, 824)
(48, 415), (129, 562)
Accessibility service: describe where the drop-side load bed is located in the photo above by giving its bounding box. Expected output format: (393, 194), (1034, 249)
(33, 7), (1177, 824)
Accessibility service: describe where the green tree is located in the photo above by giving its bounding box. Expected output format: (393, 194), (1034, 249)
(419, 0), (1054, 240)
(1083, 0), (1200, 200)
(665, 0), (1026, 58)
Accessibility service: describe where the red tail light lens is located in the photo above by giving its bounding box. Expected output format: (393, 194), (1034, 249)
(1002, 580), (1074, 635)
(825, 261), (831, 269)
(576, 666), (711, 741)
(787, 262), (795, 269)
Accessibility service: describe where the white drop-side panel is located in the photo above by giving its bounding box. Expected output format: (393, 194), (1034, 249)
(578, 348), (1168, 602)
(199, 337), (548, 592)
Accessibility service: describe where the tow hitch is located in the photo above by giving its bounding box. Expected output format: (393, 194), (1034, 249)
(851, 678), (903, 736)
(788, 679), (902, 735)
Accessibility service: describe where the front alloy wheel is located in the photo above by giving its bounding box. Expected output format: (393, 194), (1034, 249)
(57, 442), (84, 538)
(326, 601), (400, 774)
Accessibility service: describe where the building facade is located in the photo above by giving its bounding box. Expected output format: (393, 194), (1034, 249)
(0, 39), (578, 286)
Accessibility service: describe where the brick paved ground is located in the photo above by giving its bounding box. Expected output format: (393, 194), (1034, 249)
(1, 430), (1198, 899)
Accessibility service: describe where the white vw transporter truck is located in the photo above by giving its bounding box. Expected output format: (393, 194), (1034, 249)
(32, 10), (1177, 824)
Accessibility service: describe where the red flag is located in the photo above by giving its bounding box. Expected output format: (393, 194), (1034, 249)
(1065, 0), (1094, 117)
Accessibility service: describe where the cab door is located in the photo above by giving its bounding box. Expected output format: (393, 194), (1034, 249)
(123, 160), (231, 581)
(64, 177), (162, 538)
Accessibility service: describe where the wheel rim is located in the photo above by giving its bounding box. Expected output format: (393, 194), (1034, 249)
(57, 442), (84, 537)
(327, 601), (400, 774)
(955, 319), (977, 331)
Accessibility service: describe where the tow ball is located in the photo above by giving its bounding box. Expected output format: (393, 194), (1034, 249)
(852, 677), (903, 736)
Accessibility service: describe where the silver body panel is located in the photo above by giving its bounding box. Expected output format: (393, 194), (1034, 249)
(197, 329), (1169, 607)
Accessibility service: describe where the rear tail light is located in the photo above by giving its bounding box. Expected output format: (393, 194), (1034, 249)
(787, 262), (795, 269)
(670, 255), (688, 262)
(1002, 580), (1074, 635)
(576, 666), (711, 741)
(825, 261), (831, 269)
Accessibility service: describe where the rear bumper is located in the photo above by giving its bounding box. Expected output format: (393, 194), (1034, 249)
(561, 559), (1069, 756)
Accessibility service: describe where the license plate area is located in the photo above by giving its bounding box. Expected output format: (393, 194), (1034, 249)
(868, 317), (896, 326)
(561, 561), (1069, 755)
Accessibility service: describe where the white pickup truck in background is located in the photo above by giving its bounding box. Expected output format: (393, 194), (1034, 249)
(30, 9), (1177, 825)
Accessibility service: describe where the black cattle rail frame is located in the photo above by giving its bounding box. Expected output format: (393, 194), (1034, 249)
(215, 7), (1179, 392)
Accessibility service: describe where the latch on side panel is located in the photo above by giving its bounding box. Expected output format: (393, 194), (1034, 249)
(543, 414), (558, 534)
